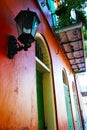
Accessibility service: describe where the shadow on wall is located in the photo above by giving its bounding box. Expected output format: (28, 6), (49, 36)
(0, 13), (12, 58)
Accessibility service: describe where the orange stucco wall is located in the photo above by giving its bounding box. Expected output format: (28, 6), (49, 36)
(0, 1), (38, 130)
(0, 0), (82, 130)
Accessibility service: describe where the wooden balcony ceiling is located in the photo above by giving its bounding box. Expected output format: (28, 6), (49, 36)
(55, 23), (86, 73)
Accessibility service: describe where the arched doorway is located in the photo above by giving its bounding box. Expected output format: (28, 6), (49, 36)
(62, 69), (74, 130)
(35, 33), (57, 130)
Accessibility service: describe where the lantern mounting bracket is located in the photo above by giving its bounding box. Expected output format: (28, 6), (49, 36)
(7, 35), (32, 59)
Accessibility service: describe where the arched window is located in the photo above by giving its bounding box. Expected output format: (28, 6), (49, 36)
(35, 33), (57, 130)
(62, 69), (74, 130)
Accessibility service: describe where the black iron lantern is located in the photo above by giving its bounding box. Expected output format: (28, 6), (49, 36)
(15, 8), (40, 45)
(7, 9), (40, 59)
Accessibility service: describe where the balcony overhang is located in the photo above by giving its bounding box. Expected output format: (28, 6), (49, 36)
(54, 23), (86, 73)
(81, 92), (87, 96)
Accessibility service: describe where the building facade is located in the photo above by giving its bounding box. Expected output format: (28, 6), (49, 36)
(0, 0), (85, 130)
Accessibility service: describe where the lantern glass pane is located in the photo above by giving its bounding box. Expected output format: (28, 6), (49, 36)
(22, 14), (32, 35)
(15, 9), (40, 44)
(16, 20), (23, 36)
(31, 16), (39, 37)
(23, 16), (32, 29)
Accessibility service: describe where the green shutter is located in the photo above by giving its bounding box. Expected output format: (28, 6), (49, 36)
(36, 70), (45, 130)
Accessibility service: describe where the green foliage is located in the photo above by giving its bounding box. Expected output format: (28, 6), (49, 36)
(54, 0), (87, 39)
(84, 41), (87, 57)
(55, 0), (86, 26)
(65, 0), (86, 9)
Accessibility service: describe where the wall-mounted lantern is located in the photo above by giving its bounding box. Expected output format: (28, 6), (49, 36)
(7, 9), (40, 59)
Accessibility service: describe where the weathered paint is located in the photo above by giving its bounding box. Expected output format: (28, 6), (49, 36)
(0, 0), (83, 130)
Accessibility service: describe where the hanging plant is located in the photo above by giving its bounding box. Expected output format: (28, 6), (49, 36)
(54, 0), (87, 29)
(55, 2), (68, 15)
